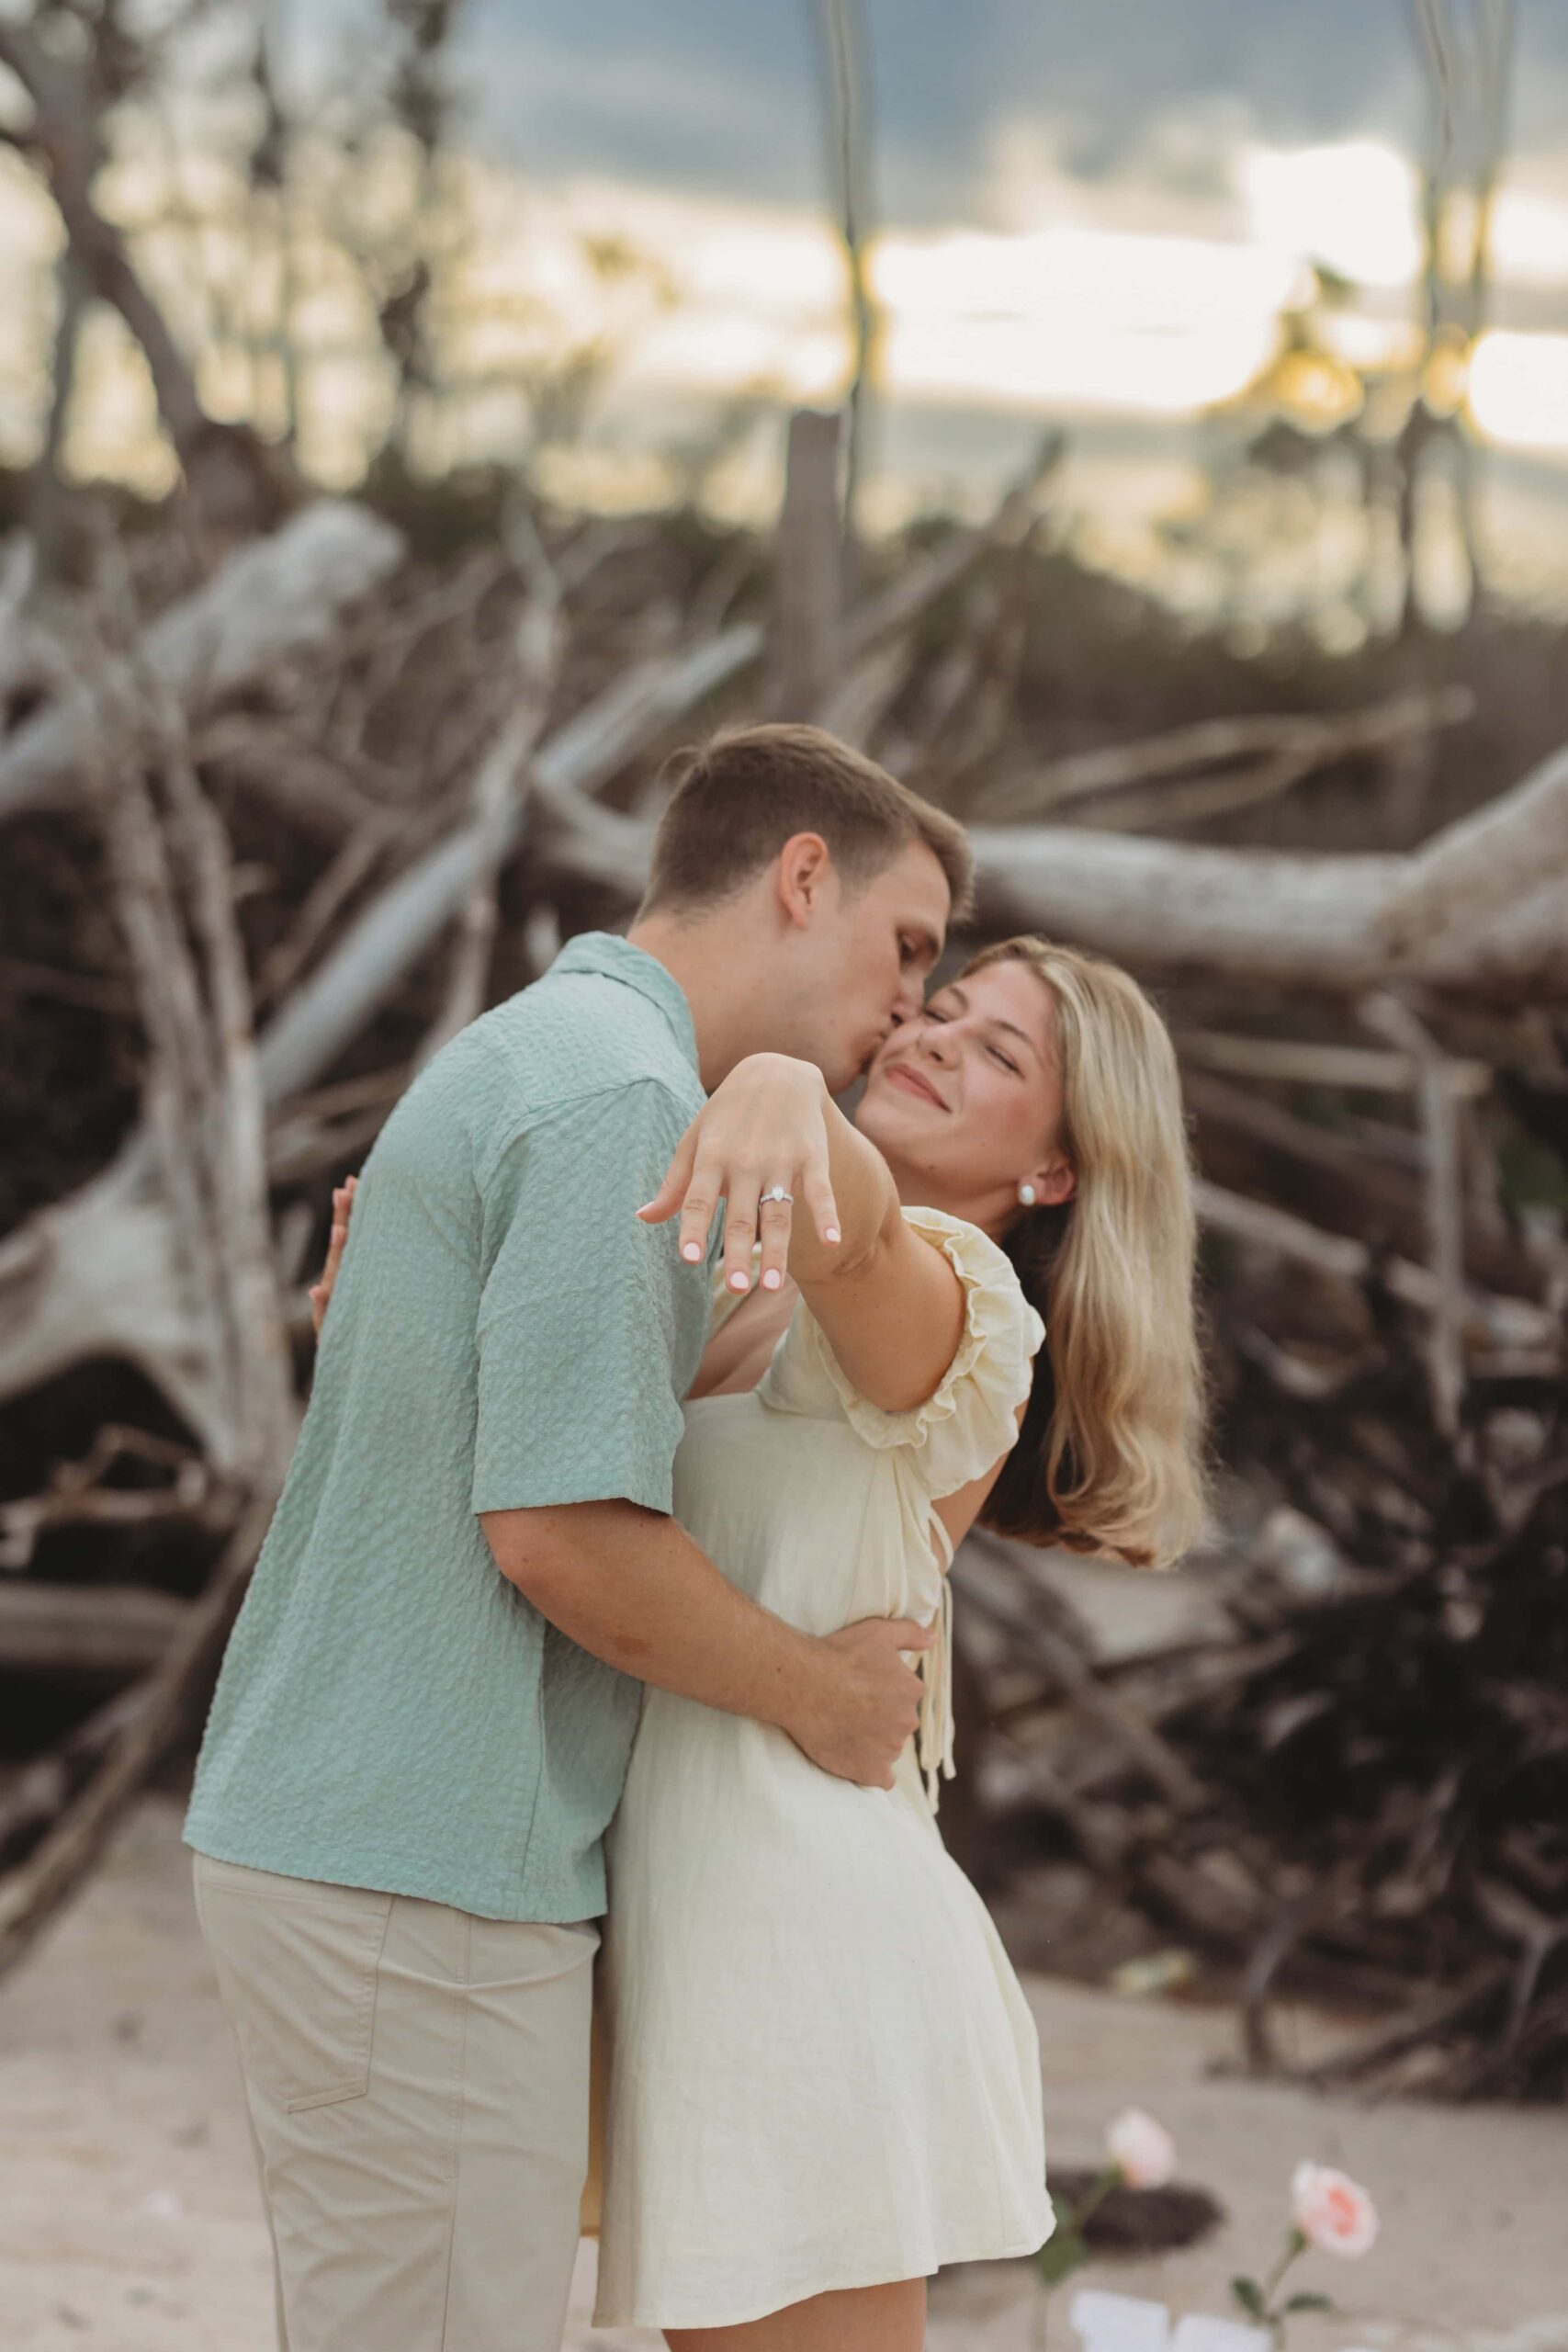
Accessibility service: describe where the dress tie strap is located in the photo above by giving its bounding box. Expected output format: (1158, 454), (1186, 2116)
(917, 1521), (957, 1812)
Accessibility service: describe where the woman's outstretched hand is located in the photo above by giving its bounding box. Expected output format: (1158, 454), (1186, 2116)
(637, 1054), (842, 1299)
(309, 1175), (357, 1337)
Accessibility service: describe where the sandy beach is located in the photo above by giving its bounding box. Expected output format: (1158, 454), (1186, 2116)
(2, 1793), (1563, 2352)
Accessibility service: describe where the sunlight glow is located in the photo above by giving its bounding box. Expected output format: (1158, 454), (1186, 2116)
(1241, 141), (1422, 288)
(881, 307), (1280, 418)
(3, 116), (1564, 509)
(1468, 331), (1568, 452)
(519, 185), (1297, 423)
(1490, 187), (1568, 285)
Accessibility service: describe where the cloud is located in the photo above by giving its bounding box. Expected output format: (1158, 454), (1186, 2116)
(461, 16), (819, 205)
(447, 0), (1568, 272)
(975, 99), (1256, 243)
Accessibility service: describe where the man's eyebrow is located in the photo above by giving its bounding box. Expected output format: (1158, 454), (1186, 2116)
(934, 981), (1043, 1062)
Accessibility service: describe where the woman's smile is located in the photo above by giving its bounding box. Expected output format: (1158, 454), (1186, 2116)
(883, 1061), (949, 1110)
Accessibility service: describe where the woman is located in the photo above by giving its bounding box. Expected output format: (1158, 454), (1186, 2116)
(315, 934), (1205, 2351)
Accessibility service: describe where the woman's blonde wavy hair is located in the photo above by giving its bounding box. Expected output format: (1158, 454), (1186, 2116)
(964, 937), (1207, 1569)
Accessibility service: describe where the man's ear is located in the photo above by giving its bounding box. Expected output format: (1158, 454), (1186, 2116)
(775, 832), (832, 928)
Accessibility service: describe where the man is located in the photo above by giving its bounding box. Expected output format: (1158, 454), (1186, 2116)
(186, 722), (973, 2352)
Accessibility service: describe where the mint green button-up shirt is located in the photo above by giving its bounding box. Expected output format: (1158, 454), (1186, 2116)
(184, 934), (710, 1922)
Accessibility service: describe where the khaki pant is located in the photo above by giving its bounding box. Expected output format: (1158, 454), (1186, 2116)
(193, 1853), (596, 2352)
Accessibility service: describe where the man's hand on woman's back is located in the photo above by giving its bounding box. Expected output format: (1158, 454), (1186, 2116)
(788, 1616), (936, 1790)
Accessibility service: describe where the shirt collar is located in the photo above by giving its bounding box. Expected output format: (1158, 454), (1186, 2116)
(550, 931), (701, 1077)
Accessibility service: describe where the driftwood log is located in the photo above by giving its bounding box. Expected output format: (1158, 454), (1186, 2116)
(0, 503), (404, 825)
(1, 413), (1564, 2080)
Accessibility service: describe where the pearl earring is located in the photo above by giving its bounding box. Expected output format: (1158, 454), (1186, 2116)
(1018, 1182), (1038, 1207)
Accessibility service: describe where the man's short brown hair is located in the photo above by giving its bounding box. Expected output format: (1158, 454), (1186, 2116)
(640, 723), (974, 922)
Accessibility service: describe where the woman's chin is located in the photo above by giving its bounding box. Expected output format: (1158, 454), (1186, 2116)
(852, 1090), (890, 1142)
(856, 1082), (927, 1151)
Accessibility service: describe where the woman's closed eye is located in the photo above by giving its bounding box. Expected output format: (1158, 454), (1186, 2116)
(924, 1005), (1021, 1077)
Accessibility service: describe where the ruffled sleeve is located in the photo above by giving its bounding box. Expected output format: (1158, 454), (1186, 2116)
(787, 1206), (1045, 1498)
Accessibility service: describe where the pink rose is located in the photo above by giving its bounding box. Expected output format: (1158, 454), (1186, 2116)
(1291, 2163), (1379, 2257)
(1107, 2109), (1177, 2189)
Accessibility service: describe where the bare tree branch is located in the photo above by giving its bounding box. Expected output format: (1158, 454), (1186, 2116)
(0, 10), (304, 518)
(420, 510), (566, 1059)
(765, 407), (842, 718)
(0, 503), (404, 823)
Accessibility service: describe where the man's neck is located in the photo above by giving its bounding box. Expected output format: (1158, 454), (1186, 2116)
(627, 910), (781, 1091)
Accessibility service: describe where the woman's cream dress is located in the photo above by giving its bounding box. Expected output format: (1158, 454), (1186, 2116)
(592, 1208), (1057, 2332)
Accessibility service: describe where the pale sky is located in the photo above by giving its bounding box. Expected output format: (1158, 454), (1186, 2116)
(432, 0), (1568, 611)
(457, 0), (1567, 229)
(5, 0), (1568, 612)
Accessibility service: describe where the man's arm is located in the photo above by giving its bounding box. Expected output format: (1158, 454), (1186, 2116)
(306, 1145), (930, 1788)
(481, 1499), (932, 1789)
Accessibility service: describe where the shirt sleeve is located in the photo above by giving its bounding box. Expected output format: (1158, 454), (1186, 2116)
(470, 1079), (703, 1517)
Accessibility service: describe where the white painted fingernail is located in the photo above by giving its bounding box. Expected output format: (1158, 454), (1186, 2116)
(825, 1226), (841, 1245)
(761, 1269), (782, 1291)
(682, 1242), (702, 1262)
(728, 1270), (750, 1292)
